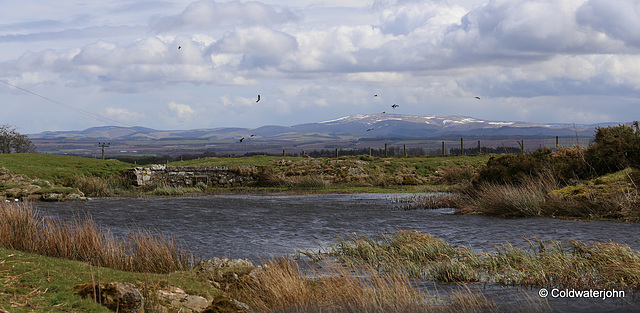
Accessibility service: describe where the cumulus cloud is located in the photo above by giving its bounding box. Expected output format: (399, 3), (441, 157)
(210, 27), (298, 68)
(167, 102), (195, 120)
(576, 0), (640, 47)
(149, 0), (301, 32)
(103, 107), (145, 123)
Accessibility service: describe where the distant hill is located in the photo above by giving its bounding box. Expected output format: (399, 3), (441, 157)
(30, 113), (614, 140)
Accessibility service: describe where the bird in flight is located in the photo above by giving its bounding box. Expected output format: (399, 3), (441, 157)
(366, 128), (373, 131)
(256, 95), (261, 103)
(178, 46), (181, 50)
(391, 104), (399, 109)
(250, 134), (256, 137)
(475, 96), (481, 100)
(374, 94), (378, 97)
(239, 137), (245, 142)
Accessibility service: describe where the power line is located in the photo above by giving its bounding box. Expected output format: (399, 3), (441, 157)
(0, 79), (132, 127)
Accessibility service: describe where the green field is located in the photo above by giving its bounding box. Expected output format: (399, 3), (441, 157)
(0, 153), (133, 185)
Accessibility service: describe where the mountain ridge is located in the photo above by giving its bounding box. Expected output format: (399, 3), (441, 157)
(29, 113), (619, 140)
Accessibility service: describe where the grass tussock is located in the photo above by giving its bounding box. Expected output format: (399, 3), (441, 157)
(0, 201), (193, 273)
(330, 230), (463, 279)
(326, 230), (640, 291)
(236, 257), (507, 313)
(465, 174), (558, 217)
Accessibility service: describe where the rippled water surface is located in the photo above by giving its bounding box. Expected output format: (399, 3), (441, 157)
(36, 193), (640, 312)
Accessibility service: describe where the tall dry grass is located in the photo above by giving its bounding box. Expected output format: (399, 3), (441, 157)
(461, 173), (559, 217)
(0, 201), (193, 273)
(236, 257), (508, 313)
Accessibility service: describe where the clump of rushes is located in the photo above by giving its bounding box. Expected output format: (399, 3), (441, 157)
(0, 201), (193, 273)
(331, 230), (460, 279)
(398, 193), (462, 210)
(326, 230), (640, 291)
(485, 238), (640, 290)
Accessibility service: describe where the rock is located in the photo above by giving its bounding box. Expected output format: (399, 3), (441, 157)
(202, 295), (251, 313)
(196, 257), (255, 278)
(154, 286), (210, 313)
(72, 282), (143, 313)
(196, 257), (256, 290)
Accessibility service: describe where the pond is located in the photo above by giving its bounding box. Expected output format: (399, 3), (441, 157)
(35, 193), (640, 312)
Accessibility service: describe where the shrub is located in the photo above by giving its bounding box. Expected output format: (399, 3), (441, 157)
(476, 149), (554, 184)
(477, 148), (592, 185)
(585, 123), (640, 174)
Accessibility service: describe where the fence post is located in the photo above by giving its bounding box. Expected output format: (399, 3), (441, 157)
(556, 136), (559, 151)
(403, 144), (407, 157)
(477, 140), (481, 155)
(385, 143), (388, 157)
(369, 147), (372, 156)
(283, 149), (285, 157)
(460, 138), (464, 155)
(442, 141), (445, 156)
(335, 148), (339, 158)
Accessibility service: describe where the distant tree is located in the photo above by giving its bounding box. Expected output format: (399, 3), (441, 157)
(0, 124), (36, 154)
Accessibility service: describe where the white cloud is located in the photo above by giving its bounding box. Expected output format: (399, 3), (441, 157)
(576, 0), (640, 47)
(2, 0), (640, 133)
(103, 107), (145, 123)
(210, 27), (298, 68)
(167, 101), (195, 120)
(149, 0), (301, 32)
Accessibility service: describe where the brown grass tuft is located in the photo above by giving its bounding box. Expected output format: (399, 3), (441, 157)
(0, 201), (193, 273)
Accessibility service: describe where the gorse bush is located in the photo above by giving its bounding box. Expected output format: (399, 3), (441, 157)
(476, 149), (552, 184)
(585, 123), (640, 175)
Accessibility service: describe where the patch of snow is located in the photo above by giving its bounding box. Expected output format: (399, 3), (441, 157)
(488, 122), (514, 126)
(319, 114), (369, 124)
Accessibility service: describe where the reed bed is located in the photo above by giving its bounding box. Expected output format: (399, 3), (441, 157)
(326, 230), (640, 291)
(0, 201), (193, 273)
(397, 193), (462, 210)
(236, 257), (510, 313)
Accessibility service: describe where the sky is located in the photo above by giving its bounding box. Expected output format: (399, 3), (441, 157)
(1, 0), (640, 134)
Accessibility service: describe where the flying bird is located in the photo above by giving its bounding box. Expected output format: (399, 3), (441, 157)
(366, 128), (373, 131)
(250, 134), (256, 137)
(374, 94), (378, 97)
(239, 137), (245, 142)
(178, 46), (181, 50)
(382, 111), (386, 114)
(475, 96), (481, 100)
(256, 95), (261, 103)
(391, 104), (399, 109)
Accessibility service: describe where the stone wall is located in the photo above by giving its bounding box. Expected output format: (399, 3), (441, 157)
(127, 164), (259, 187)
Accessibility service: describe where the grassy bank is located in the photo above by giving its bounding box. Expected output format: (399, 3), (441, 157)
(0, 153), (492, 198)
(170, 154), (489, 192)
(432, 168), (640, 222)
(0, 153), (132, 185)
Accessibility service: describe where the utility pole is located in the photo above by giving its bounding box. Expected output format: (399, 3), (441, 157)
(98, 142), (110, 160)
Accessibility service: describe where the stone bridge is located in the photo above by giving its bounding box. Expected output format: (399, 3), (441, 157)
(126, 164), (260, 187)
